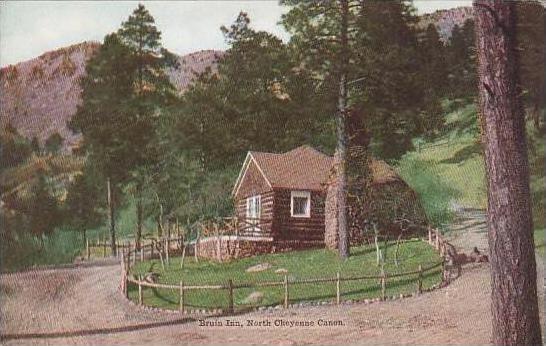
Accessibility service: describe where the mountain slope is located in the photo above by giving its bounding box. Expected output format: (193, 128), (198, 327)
(0, 42), (222, 150)
(419, 7), (473, 42)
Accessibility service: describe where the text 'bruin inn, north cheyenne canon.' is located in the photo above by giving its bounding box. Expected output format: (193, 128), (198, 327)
(198, 318), (344, 327)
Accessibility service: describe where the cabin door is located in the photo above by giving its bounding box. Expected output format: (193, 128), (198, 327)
(246, 195), (261, 231)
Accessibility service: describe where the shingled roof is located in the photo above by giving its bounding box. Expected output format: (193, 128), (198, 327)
(233, 145), (405, 196)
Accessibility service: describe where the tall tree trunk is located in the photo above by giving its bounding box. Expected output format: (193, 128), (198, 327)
(336, 0), (350, 259)
(474, 1), (542, 345)
(136, 186), (143, 251)
(107, 178), (116, 256)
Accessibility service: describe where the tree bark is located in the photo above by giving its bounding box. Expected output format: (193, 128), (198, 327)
(336, 0), (350, 259)
(474, 1), (542, 345)
(107, 178), (116, 256)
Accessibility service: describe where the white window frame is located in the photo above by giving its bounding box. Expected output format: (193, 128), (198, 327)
(290, 191), (311, 218)
(246, 194), (261, 222)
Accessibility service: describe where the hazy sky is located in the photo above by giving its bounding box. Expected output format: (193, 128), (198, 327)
(0, 1), (472, 67)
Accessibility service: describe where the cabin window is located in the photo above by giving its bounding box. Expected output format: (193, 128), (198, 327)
(246, 195), (261, 220)
(291, 191), (311, 218)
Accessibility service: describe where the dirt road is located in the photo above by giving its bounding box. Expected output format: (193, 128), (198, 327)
(1, 212), (544, 345)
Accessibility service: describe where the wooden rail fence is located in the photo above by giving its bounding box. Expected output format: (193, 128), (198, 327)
(112, 225), (453, 314)
(118, 240), (445, 313)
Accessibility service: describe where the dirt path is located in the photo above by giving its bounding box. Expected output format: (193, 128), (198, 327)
(1, 215), (544, 345)
(445, 208), (489, 254)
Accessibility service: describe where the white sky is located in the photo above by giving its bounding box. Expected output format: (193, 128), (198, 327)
(0, 0), (472, 67)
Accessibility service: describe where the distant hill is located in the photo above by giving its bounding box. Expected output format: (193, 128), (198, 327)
(0, 42), (222, 150)
(418, 7), (474, 42)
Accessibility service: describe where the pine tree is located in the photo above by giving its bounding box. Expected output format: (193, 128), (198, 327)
(117, 3), (178, 248)
(70, 33), (135, 255)
(44, 132), (64, 154)
(71, 4), (178, 251)
(28, 171), (62, 249)
(446, 20), (476, 99)
(282, 0), (360, 258)
(475, 1), (542, 344)
(515, 0), (545, 129)
(65, 165), (103, 246)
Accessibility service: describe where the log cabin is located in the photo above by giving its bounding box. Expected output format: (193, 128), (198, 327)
(231, 145), (427, 253)
(232, 145), (331, 247)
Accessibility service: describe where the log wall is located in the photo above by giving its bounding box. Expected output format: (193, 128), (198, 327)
(273, 189), (326, 243)
(235, 190), (275, 237)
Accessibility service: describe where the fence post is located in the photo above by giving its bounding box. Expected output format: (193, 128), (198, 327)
(103, 236), (106, 258)
(227, 279), (234, 313)
(140, 245), (144, 262)
(380, 269), (386, 301)
(119, 251), (125, 293)
(435, 229), (440, 251)
(138, 275), (143, 305)
(442, 258), (447, 283)
(336, 272), (341, 305)
(86, 238), (90, 260)
(284, 275), (289, 308)
(151, 240), (154, 258)
(417, 265), (423, 294)
(165, 238), (170, 265)
(124, 272), (128, 298)
(125, 243), (130, 270)
(428, 226), (432, 245)
(179, 281), (185, 312)
(132, 243), (136, 266)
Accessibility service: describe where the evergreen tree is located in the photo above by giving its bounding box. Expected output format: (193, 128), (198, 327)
(352, 1), (445, 159)
(176, 12), (330, 168)
(281, 0), (445, 256)
(420, 24), (449, 99)
(70, 33), (135, 255)
(65, 164), (104, 246)
(166, 12), (331, 224)
(30, 136), (40, 154)
(515, 0), (545, 128)
(44, 132), (64, 154)
(116, 3), (178, 248)
(71, 4), (178, 250)
(0, 125), (32, 171)
(475, 1), (542, 343)
(282, 0), (359, 258)
(27, 171), (62, 249)
(446, 20), (476, 99)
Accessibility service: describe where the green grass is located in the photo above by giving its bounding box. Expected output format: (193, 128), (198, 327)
(0, 229), (84, 272)
(535, 229), (545, 257)
(128, 240), (442, 311)
(397, 102), (544, 230)
(0, 201), (156, 272)
(398, 104), (487, 222)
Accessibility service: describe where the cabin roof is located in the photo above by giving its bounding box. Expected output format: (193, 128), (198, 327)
(250, 145), (334, 191)
(232, 145), (405, 197)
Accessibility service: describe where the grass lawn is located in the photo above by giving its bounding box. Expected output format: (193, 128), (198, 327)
(128, 240), (442, 311)
(535, 229), (545, 257)
(397, 102), (544, 231)
(397, 104), (487, 227)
